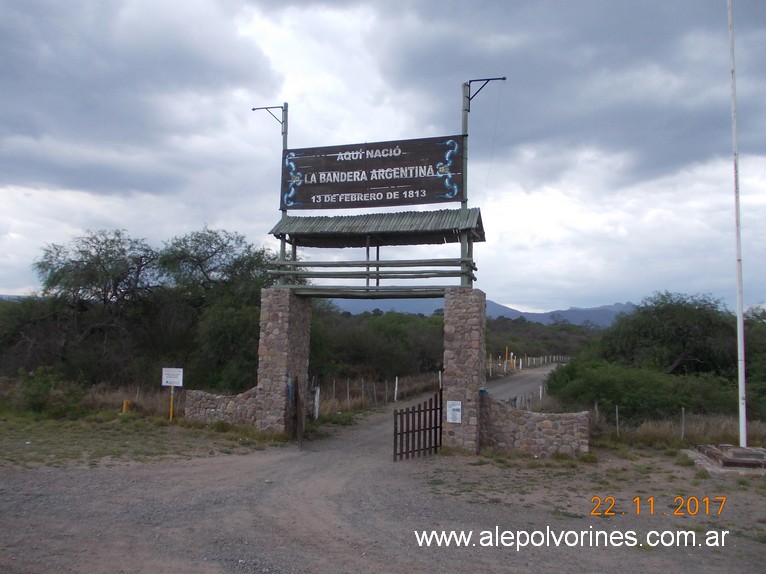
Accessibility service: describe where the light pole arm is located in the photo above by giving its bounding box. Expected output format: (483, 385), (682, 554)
(252, 102), (289, 150)
(459, 76), (505, 286)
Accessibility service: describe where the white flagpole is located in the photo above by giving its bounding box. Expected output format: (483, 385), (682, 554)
(728, 0), (747, 448)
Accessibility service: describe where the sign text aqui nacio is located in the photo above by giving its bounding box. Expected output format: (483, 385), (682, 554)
(280, 135), (465, 210)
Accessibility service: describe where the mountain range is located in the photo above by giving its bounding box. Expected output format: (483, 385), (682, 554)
(332, 298), (636, 328)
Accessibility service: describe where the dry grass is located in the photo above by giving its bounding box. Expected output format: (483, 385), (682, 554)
(0, 409), (286, 468)
(0, 377), (181, 420)
(528, 393), (567, 412)
(592, 411), (766, 449)
(316, 373), (439, 415)
(2, 372), (441, 423)
(82, 384), (183, 418)
(5, 373), (765, 461)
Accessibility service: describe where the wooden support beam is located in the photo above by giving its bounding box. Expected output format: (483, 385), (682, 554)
(270, 258), (476, 269)
(267, 269), (465, 279)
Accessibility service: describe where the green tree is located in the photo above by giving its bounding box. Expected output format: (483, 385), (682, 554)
(34, 229), (158, 310)
(158, 227), (273, 301)
(306, 310), (442, 381)
(597, 292), (736, 377)
(547, 292), (755, 422)
(2, 227), (277, 389)
(27, 230), (160, 384)
(158, 228), (277, 391)
(486, 315), (596, 359)
(547, 360), (737, 422)
(744, 307), (766, 419)
(0, 296), (70, 376)
(192, 300), (261, 391)
(308, 300), (341, 379)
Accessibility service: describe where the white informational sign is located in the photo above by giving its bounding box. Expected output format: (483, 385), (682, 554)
(161, 368), (184, 387)
(446, 400), (462, 424)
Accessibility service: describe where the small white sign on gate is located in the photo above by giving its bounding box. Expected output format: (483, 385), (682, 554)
(161, 368), (184, 387)
(446, 400), (462, 424)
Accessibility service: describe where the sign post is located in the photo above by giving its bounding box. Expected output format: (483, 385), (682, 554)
(161, 368), (184, 422)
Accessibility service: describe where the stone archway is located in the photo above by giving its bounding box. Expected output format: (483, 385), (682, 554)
(186, 284), (587, 458)
(253, 286), (486, 446)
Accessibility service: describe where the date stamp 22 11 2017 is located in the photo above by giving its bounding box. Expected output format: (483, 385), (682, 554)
(590, 495), (727, 517)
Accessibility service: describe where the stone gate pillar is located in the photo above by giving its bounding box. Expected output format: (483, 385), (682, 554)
(255, 288), (312, 435)
(442, 287), (486, 453)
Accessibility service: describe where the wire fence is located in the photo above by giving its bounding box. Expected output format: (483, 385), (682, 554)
(486, 354), (569, 378)
(314, 373), (441, 416)
(313, 355), (569, 416)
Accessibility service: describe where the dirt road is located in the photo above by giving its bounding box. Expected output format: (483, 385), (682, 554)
(484, 363), (557, 402)
(2, 368), (765, 573)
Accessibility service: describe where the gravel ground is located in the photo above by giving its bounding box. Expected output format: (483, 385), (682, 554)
(2, 368), (765, 573)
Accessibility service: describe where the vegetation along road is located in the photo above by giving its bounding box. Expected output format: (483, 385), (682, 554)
(2, 365), (765, 573)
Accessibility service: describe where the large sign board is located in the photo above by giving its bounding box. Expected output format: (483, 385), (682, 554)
(280, 135), (465, 210)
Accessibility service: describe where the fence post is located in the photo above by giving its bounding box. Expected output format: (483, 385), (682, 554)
(314, 386), (320, 420)
(394, 376), (399, 401)
(615, 404), (620, 437)
(681, 407), (685, 441)
(393, 409), (398, 462)
(296, 386), (303, 450)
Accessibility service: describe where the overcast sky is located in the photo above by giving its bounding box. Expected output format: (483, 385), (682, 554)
(2, 0), (765, 312)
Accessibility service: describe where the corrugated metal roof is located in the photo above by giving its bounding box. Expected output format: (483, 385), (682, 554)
(268, 208), (485, 248)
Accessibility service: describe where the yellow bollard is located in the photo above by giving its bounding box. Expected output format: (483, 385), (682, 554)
(121, 400), (131, 414)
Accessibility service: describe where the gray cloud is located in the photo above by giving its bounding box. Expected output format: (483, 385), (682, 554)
(368, 0), (764, 190)
(0, 0), (279, 194)
(1, 0), (764, 311)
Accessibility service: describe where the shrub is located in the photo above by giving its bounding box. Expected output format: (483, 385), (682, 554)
(19, 367), (86, 418)
(548, 360), (737, 424)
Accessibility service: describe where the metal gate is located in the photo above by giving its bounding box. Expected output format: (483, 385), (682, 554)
(393, 388), (442, 462)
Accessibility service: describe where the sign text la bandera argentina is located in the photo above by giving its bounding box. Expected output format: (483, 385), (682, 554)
(280, 135), (465, 210)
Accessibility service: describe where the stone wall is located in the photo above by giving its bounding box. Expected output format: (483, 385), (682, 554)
(185, 388), (258, 425)
(480, 392), (589, 458)
(183, 288), (312, 433)
(442, 287), (486, 453)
